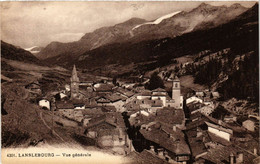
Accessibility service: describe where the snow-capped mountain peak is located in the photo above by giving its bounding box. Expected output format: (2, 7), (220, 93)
(132, 11), (182, 30)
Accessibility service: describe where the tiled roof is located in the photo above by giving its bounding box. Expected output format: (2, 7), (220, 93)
(200, 145), (256, 164)
(137, 90), (152, 96)
(140, 123), (190, 155)
(190, 140), (207, 157)
(115, 87), (135, 98)
(124, 100), (141, 111)
(81, 108), (104, 115)
(185, 129), (208, 158)
(94, 84), (113, 92)
(96, 96), (111, 103)
(105, 93), (124, 102)
(129, 114), (155, 127)
(56, 101), (74, 109)
(124, 99), (164, 111)
(205, 121), (233, 134)
(207, 131), (231, 146)
(101, 106), (117, 112)
(152, 88), (166, 92)
(187, 101), (205, 113)
(185, 118), (207, 130)
(86, 112), (125, 129)
(156, 108), (184, 125)
(71, 99), (86, 104)
(127, 150), (168, 164)
(106, 112), (125, 128)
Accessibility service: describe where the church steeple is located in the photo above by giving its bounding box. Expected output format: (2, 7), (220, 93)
(71, 65), (79, 82)
(172, 75), (181, 109)
(70, 65), (79, 99)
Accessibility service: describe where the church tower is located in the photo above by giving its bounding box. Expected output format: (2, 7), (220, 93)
(172, 75), (181, 109)
(70, 65), (79, 99)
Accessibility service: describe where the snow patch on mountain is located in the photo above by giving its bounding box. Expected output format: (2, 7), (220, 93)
(25, 46), (41, 54)
(132, 11), (182, 30)
(25, 46), (39, 51)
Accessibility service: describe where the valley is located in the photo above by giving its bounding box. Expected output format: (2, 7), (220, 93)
(1, 2), (259, 164)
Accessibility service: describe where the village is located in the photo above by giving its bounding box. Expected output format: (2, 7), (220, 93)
(24, 65), (259, 164)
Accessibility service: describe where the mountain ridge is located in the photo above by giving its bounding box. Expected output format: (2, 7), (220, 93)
(37, 2), (248, 60)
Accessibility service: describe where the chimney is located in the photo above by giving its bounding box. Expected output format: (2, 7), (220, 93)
(254, 148), (257, 155)
(175, 140), (180, 154)
(150, 145), (155, 153)
(236, 152), (243, 163)
(173, 125), (177, 132)
(230, 153), (235, 164)
(197, 128), (202, 138)
(158, 148), (164, 157)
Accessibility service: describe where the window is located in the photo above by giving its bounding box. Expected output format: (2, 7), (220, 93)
(175, 83), (178, 88)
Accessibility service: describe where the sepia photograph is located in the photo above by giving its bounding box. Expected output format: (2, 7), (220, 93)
(1, 1), (259, 163)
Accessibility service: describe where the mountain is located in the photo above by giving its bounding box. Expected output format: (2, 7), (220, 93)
(132, 11), (182, 30)
(38, 3), (248, 61)
(36, 18), (146, 60)
(45, 3), (257, 72)
(1, 41), (40, 64)
(25, 46), (43, 54)
(1, 41), (49, 72)
(130, 3), (248, 41)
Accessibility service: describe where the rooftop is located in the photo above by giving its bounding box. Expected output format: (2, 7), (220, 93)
(200, 145), (256, 164)
(207, 131), (231, 146)
(86, 112), (125, 129)
(152, 88), (167, 92)
(115, 87), (135, 98)
(206, 121), (233, 134)
(187, 101), (205, 113)
(94, 83), (113, 92)
(127, 150), (168, 164)
(140, 123), (190, 155)
(156, 107), (184, 125)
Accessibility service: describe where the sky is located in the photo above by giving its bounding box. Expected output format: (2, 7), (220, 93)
(0, 1), (256, 48)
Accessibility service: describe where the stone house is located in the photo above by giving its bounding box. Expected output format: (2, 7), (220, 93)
(139, 122), (191, 163)
(84, 113), (132, 155)
(57, 109), (84, 123)
(151, 88), (167, 107)
(136, 90), (152, 100)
